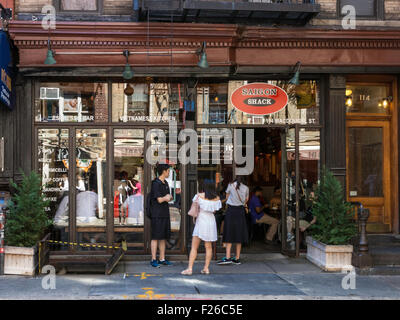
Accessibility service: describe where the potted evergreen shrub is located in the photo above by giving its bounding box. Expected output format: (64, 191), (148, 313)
(306, 168), (358, 271)
(4, 171), (51, 276)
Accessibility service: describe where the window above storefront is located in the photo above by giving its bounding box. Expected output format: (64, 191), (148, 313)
(197, 80), (320, 126)
(345, 84), (391, 115)
(54, 0), (103, 15)
(35, 82), (108, 123)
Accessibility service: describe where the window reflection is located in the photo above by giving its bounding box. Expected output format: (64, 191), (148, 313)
(196, 80), (319, 125)
(35, 82), (108, 122)
(38, 129), (69, 250)
(345, 84), (390, 114)
(75, 129), (107, 250)
(112, 83), (184, 123)
(348, 128), (383, 197)
(149, 130), (182, 250)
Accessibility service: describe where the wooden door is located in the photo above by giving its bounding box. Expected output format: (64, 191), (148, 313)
(346, 120), (391, 233)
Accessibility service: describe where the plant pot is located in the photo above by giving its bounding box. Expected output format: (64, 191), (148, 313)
(306, 236), (353, 272)
(4, 245), (38, 276)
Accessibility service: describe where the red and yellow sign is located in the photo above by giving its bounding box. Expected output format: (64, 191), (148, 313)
(230, 83), (288, 115)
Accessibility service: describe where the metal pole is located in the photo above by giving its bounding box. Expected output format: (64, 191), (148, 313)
(0, 206), (6, 275)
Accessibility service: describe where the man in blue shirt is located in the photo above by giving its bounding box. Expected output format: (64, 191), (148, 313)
(249, 187), (279, 244)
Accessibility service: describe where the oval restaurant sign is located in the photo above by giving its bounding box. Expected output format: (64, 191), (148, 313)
(231, 83), (288, 115)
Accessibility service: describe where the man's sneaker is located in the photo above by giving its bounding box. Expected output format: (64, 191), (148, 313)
(158, 259), (173, 266)
(217, 257), (232, 265)
(150, 259), (161, 268)
(231, 258), (241, 265)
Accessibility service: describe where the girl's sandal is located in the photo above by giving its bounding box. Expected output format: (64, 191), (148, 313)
(181, 269), (193, 276)
(201, 269), (210, 275)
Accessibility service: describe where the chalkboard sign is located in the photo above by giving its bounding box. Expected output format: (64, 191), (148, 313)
(340, 0), (376, 17)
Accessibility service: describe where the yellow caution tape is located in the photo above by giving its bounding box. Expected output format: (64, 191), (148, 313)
(46, 239), (122, 250)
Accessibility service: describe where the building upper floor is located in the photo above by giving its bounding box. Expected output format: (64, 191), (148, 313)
(0, 0), (398, 29)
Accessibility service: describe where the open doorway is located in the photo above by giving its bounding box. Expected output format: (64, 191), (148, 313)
(241, 128), (282, 253)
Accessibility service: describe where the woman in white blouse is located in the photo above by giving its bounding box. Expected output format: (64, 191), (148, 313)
(181, 183), (222, 275)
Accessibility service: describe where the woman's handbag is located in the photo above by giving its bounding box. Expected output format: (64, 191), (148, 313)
(188, 194), (200, 218)
(233, 185), (249, 214)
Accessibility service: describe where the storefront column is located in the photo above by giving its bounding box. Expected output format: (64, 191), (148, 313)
(326, 75), (346, 190)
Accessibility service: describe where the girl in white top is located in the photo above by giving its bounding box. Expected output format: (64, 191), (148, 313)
(182, 183), (222, 275)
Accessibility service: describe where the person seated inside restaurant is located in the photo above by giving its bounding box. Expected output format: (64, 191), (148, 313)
(249, 186), (280, 244)
(287, 191), (317, 244)
(54, 188), (99, 224)
(269, 186), (281, 210)
(76, 188), (98, 222)
(122, 189), (144, 226)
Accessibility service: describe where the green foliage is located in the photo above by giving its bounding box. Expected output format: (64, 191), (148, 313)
(5, 171), (51, 247)
(310, 168), (357, 245)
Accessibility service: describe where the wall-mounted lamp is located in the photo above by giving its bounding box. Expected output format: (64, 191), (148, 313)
(197, 41), (209, 69)
(345, 95), (353, 107)
(289, 61), (301, 85)
(122, 50), (134, 80)
(44, 39), (56, 65)
(382, 96), (393, 109)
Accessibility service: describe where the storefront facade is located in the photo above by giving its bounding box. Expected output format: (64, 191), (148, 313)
(4, 20), (400, 261)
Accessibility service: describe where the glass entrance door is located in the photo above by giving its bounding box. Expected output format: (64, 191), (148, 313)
(281, 125), (321, 257)
(281, 126), (298, 256)
(346, 121), (391, 233)
(113, 128), (146, 252)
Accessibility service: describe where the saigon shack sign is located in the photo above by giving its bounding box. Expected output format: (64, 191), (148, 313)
(231, 83), (288, 115)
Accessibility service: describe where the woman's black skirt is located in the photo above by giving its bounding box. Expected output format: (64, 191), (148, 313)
(222, 205), (249, 244)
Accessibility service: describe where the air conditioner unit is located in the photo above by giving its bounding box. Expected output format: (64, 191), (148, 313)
(40, 87), (60, 100)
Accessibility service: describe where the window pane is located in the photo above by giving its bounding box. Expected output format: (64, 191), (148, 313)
(197, 80), (320, 125)
(346, 84), (389, 114)
(148, 129), (182, 251)
(348, 127), (383, 197)
(35, 82), (108, 123)
(112, 83), (183, 123)
(61, 0), (97, 11)
(114, 129), (145, 251)
(75, 129), (107, 251)
(38, 128), (69, 251)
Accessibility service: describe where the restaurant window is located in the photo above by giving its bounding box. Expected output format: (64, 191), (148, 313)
(148, 129), (183, 251)
(75, 129), (107, 250)
(345, 84), (391, 114)
(39, 128), (69, 251)
(197, 80), (320, 126)
(113, 129), (145, 251)
(35, 82), (108, 123)
(112, 83), (184, 123)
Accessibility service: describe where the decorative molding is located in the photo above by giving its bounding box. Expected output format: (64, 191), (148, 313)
(238, 40), (400, 49)
(9, 21), (400, 50)
(13, 40), (234, 49)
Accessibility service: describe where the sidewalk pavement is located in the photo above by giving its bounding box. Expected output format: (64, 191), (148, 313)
(1, 253), (400, 300)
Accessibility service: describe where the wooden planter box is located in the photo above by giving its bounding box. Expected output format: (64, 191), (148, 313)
(306, 236), (353, 272)
(4, 245), (38, 276)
